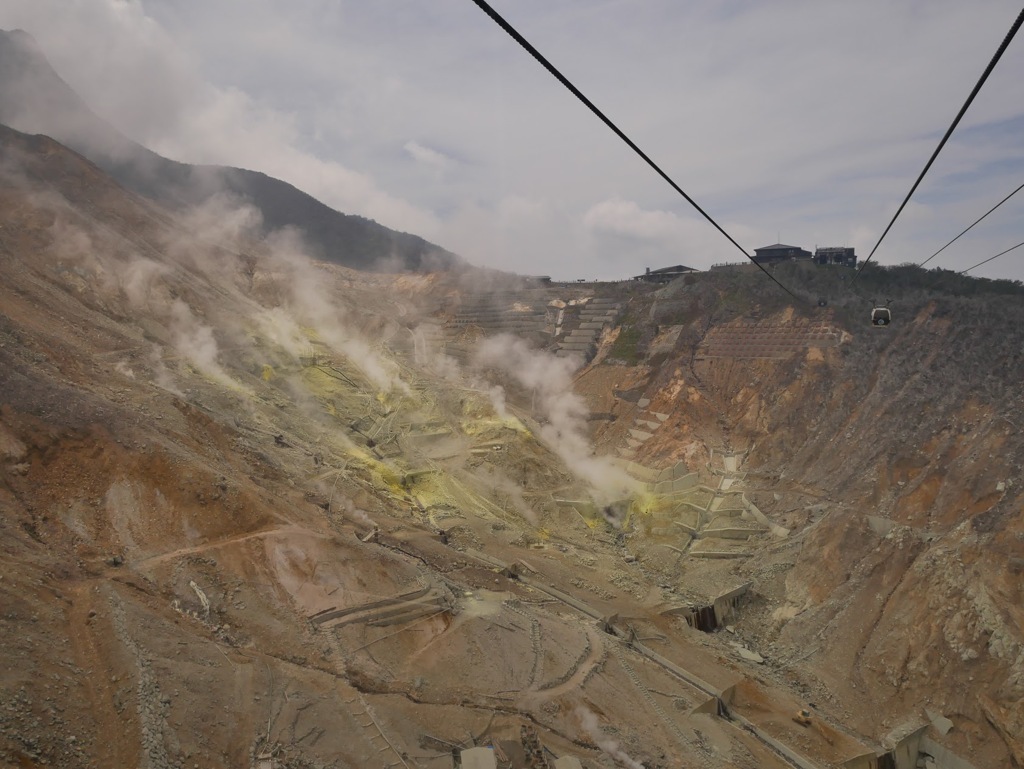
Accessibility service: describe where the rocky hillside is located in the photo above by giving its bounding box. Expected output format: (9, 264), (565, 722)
(574, 263), (1024, 766)
(0, 28), (458, 272)
(1, 119), (1022, 769)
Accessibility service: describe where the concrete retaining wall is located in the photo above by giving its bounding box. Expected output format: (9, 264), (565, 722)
(919, 736), (979, 769)
(743, 495), (790, 538)
(652, 473), (699, 495)
(713, 583), (752, 625)
(704, 525), (758, 540)
(461, 746), (497, 769)
(620, 460), (699, 494)
(840, 752), (877, 769)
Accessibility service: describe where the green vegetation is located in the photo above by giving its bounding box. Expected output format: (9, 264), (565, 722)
(608, 322), (642, 364)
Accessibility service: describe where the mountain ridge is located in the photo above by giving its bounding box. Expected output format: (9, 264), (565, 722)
(0, 28), (459, 273)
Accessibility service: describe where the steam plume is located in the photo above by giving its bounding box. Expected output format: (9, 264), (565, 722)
(267, 229), (409, 394)
(168, 299), (247, 391)
(474, 334), (635, 501)
(575, 706), (646, 769)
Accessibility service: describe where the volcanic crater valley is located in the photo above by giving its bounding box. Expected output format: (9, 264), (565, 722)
(1, 28), (1024, 769)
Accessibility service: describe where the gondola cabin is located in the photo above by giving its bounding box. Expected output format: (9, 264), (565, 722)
(871, 305), (891, 326)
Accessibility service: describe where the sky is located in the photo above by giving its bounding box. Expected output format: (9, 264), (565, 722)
(2, 0), (1023, 281)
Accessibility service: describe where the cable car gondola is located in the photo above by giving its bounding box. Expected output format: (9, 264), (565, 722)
(871, 301), (891, 327)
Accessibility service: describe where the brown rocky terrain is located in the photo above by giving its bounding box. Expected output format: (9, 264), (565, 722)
(577, 267), (1024, 766)
(1, 120), (1023, 769)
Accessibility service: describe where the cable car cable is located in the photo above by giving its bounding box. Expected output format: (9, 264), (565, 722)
(919, 180), (1024, 268)
(924, 237), (1024, 292)
(855, 6), (1024, 281)
(468, 0), (800, 300)
(958, 239), (1024, 275)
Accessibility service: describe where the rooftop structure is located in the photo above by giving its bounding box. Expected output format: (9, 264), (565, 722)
(634, 264), (700, 282)
(814, 246), (857, 267)
(752, 243), (813, 264)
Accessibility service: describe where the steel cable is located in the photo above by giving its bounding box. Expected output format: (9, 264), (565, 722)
(856, 6), (1024, 281)
(469, 0), (800, 300)
(959, 239), (1024, 275)
(920, 180), (1024, 267)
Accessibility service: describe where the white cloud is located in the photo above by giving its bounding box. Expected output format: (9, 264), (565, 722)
(1, 0), (1022, 280)
(403, 140), (453, 172)
(583, 198), (683, 241)
(496, 194), (548, 224)
(0, 0), (441, 239)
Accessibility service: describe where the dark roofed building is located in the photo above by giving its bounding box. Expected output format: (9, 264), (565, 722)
(752, 243), (812, 264)
(814, 246), (857, 267)
(633, 264), (700, 283)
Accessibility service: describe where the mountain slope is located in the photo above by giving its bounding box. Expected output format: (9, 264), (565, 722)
(0, 121), (774, 769)
(573, 264), (1024, 766)
(3, 117), (1023, 768)
(0, 28), (458, 272)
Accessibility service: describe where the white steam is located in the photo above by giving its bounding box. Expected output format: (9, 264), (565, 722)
(255, 307), (308, 358)
(169, 299), (247, 391)
(149, 345), (183, 396)
(474, 334), (636, 501)
(576, 706), (646, 769)
(120, 257), (169, 309)
(337, 496), (375, 528)
(113, 360), (135, 379)
(408, 324), (510, 422)
(480, 381), (508, 419)
(267, 230), (409, 394)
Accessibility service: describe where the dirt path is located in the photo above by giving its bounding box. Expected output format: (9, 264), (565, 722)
(132, 524), (330, 570)
(519, 627), (604, 705)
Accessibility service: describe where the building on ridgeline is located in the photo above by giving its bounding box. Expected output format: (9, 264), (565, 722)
(752, 243), (813, 264)
(814, 246), (857, 267)
(633, 264), (700, 283)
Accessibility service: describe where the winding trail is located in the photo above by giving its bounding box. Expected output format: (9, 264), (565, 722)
(520, 627), (605, 705)
(132, 524), (329, 569)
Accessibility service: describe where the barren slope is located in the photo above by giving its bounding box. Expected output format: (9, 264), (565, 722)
(0, 124), (866, 769)
(576, 265), (1024, 767)
(2, 123), (1022, 769)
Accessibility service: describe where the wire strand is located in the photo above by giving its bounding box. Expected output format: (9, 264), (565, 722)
(856, 6), (1024, 280)
(920, 180), (1024, 267)
(468, 0), (799, 300)
(959, 239), (1024, 275)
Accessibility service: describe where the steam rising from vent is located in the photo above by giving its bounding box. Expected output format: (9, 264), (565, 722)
(148, 345), (182, 396)
(411, 330), (461, 382)
(267, 230), (409, 394)
(102, 189), (412, 397)
(575, 706), (646, 769)
(474, 334), (635, 501)
(480, 381), (508, 419)
(168, 299), (246, 391)
(177, 194), (263, 246)
(120, 257), (169, 309)
(255, 307), (307, 358)
(410, 327), (502, 417)
(476, 465), (536, 525)
(338, 496), (375, 528)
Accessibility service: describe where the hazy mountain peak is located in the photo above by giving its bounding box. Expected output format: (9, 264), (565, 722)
(2, 27), (40, 48)
(0, 28), (459, 272)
